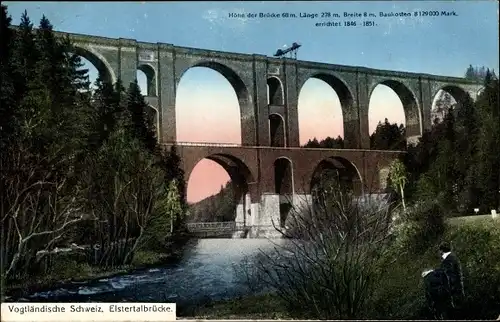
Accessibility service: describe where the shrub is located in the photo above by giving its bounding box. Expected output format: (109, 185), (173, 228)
(366, 252), (430, 319)
(253, 177), (394, 319)
(446, 223), (500, 319)
(367, 220), (500, 320)
(393, 200), (446, 256)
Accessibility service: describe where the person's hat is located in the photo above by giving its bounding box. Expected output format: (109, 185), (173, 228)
(438, 242), (451, 252)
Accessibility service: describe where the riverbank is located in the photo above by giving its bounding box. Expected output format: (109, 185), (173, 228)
(183, 293), (289, 320)
(2, 249), (181, 301)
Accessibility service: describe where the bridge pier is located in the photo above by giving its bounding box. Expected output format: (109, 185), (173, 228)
(241, 193), (313, 238)
(235, 193), (254, 226)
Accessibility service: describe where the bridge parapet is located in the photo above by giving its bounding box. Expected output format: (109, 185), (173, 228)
(162, 142), (406, 154)
(186, 221), (240, 232)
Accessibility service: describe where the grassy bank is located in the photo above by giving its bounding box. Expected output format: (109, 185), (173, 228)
(3, 250), (175, 300)
(448, 214), (497, 226)
(184, 293), (289, 320)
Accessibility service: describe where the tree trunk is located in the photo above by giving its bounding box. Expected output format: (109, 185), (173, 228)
(400, 185), (406, 211)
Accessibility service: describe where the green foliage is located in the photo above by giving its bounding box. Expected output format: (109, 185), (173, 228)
(468, 77), (500, 212)
(449, 223), (500, 319)
(392, 200), (446, 256)
(158, 145), (187, 210)
(302, 135), (344, 148)
(0, 5), (16, 150)
(388, 159), (408, 210)
(370, 118), (406, 150)
(1, 7), (96, 280)
(366, 251), (430, 319)
(464, 64), (497, 81)
(1, 6), (187, 283)
(405, 74), (500, 213)
(368, 220), (500, 320)
(189, 182), (237, 222)
(126, 80), (157, 153)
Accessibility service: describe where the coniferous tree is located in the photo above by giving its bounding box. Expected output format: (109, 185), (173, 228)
(162, 145), (187, 209)
(471, 74), (500, 211)
(454, 91), (479, 211)
(370, 118), (406, 150)
(1, 9), (98, 278)
(303, 136), (344, 149)
(33, 15), (92, 158)
(88, 76), (118, 150)
(465, 64), (475, 80)
(0, 5), (16, 150)
(126, 80), (157, 153)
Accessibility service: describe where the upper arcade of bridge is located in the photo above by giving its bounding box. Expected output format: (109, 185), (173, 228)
(16, 26), (483, 150)
(48, 28), (482, 86)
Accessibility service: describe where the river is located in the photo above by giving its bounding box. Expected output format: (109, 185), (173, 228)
(7, 238), (286, 311)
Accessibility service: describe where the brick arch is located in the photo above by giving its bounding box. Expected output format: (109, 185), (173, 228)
(184, 153), (258, 203)
(368, 79), (422, 139)
(72, 45), (116, 85)
(310, 156), (364, 196)
(176, 61), (255, 146)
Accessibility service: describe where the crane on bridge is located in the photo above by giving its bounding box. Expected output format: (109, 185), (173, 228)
(274, 42), (301, 59)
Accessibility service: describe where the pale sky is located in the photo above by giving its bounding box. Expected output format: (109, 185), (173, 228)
(4, 1), (499, 203)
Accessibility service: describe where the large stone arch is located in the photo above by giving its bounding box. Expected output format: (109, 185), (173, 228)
(368, 79), (421, 141)
(298, 72), (355, 146)
(310, 156), (363, 196)
(267, 76), (284, 105)
(431, 84), (474, 116)
(176, 61), (255, 146)
(73, 45), (116, 85)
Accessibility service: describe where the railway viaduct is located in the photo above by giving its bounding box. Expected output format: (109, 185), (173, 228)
(51, 30), (483, 236)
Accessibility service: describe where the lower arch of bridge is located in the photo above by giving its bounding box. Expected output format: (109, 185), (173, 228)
(298, 74), (353, 146)
(310, 157), (363, 197)
(73, 46), (114, 85)
(269, 113), (286, 147)
(370, 80), (420, 140)
(187, 62), (254, 145)
(188, 153), (256, 222)
(274, 157), (294, 227)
